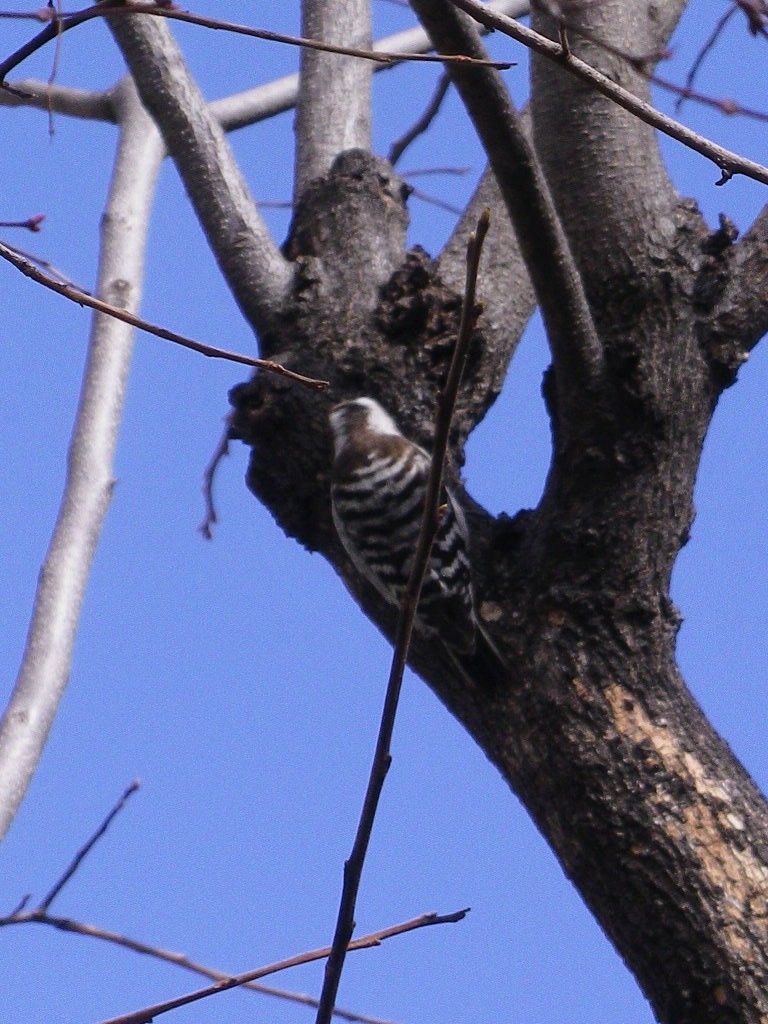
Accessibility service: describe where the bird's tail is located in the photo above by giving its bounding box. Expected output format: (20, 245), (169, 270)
(441, 623), (509, 689)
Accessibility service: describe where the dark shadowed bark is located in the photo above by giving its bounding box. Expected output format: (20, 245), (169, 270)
(104, 2), (768, 1021)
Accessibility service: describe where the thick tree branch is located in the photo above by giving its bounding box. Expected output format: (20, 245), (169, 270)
(295, 0), (373, 198)
(410, 0), (603, 420)
(525, 0), (689, 296)
(105, 12), (292, 333)
(0, 80), (163, 841)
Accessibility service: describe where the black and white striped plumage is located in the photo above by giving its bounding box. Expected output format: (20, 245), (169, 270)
(329, 397), (479, 654)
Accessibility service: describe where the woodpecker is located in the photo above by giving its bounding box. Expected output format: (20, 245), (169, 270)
(329, 397), (506, 681)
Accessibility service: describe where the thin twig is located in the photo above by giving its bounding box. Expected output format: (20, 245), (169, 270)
(676, 3), (738, 113)
(0, 241), (83, 287)
(38, 780), (140, 912)
(92, 910), (467, 1024)
(0, 910), (398, 1024)
(314, 210), (491, 1024)
(0, 3), (96, 84)
(401, 165), (471, 177)
(0, 215), (45, 231)
(0, 2), (513, 83)
(140, 4), (511, 67)
(0, 9), (53, 17)
(388, 72), (451, 165)
(407, 185), (464, 215)
(655, 71), (768, 123)
(199, 424), (231, 540)
(0, 241), (328, 390)
(47, 0), (64, 136)
(0, 3), (529, 124)
(448, 0), (768, 186)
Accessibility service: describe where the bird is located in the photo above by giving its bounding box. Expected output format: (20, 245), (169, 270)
(329, 397), (507, 684)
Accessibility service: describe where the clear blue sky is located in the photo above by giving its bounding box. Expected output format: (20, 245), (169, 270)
(1, 3), (766, 1023)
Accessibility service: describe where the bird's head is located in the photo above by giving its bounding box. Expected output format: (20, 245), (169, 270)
(329, 398), (401, 457)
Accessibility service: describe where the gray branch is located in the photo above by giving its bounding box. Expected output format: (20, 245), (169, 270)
(410, 0), (603, 419)
(0, 80), (114, 120)
(0, 79), (164, 840)
(528, 0), (688, 285)
(294, 0), (372, 199)
(106, 11), (292, 333)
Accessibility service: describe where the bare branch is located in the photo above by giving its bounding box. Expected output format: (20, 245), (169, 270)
(388, 71), (450, 165)
(0, 241), (82, 287)
(0, 2), (529, 133)
(315, 212), (490, 1024)
(295, 0), (373, 197)
(105, 11), (292, 331)
(0, 3), (513, 88)
(451, 0), (768, 186)
(0, 80), (163, 841)
(0, 242), (327, 388)
(0, 909), (394, 1024)
(0, 8), (52, 18)
(38, 780), (140, 912)
(538, 1), (768, 125)
(0, 214), (44, 231)
(97, 910), (468, 1024)
(0, 3), (98, 83)
(209, 1), (527, 136)
(0, 77), (114, 119)
(677, 3), (739, 113)
(655, 70), (768, 123)
(438, 164), (537, 402)
(410, 0), (604, 412)
(407, 185), (463, 214)
(125, 3), (510, 68)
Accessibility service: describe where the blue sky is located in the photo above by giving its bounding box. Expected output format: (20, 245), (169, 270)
(1, 3), (766, 1023)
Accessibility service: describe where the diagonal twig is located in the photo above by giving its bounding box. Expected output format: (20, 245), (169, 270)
(447, 0), (768, 186)
(38, 780), (140, 912)
(533, 0), (768, 124)
(388, 71), (451, 165)
(313, 209), (491, 1024)
(0, 241), (328, 390)
(407, 186), (464, 215)
(676, 3), (738, 113)
(0, 910), (397, 1024)
(93, 909), (468, 1024)
(0, 1), (512, 84)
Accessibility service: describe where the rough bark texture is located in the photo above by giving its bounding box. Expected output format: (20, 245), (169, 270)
(108, 3), (768, 1020)
(228, 148), (768, 1021)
